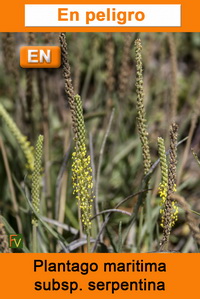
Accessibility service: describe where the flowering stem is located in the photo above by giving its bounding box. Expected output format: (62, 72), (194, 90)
(31, 135), (44, 253)
(87, 229), (91, 253)
(71, 95), (94, 249)
(32, 225), (37, 253)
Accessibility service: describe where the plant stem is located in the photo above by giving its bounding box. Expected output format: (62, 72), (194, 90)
(32, 225), (37, 253)
(87, 230), (91, 253)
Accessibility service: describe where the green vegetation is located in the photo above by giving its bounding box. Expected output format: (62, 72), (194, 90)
(0, 32), (200, 253)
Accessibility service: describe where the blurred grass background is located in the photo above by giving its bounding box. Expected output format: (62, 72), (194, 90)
(0, 32), (200, 253)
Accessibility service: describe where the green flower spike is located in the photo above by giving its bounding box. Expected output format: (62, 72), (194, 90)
(135, 39), (151, 175)
(157, 137), (168, 227)
(31, 135), (44, 226)
(0, 104), (34, 172)
(71, 95), (94, 233)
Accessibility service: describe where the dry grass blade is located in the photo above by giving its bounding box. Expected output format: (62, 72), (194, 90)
(91, 209), (132, 220)
(95, 108), (115, 236)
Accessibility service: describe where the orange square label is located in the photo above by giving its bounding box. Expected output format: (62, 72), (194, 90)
(20, 46), (61, 68)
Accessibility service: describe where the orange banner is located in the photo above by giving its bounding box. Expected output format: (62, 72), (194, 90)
(0, 0), (199, 32)
(0, 253), (199, 298)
